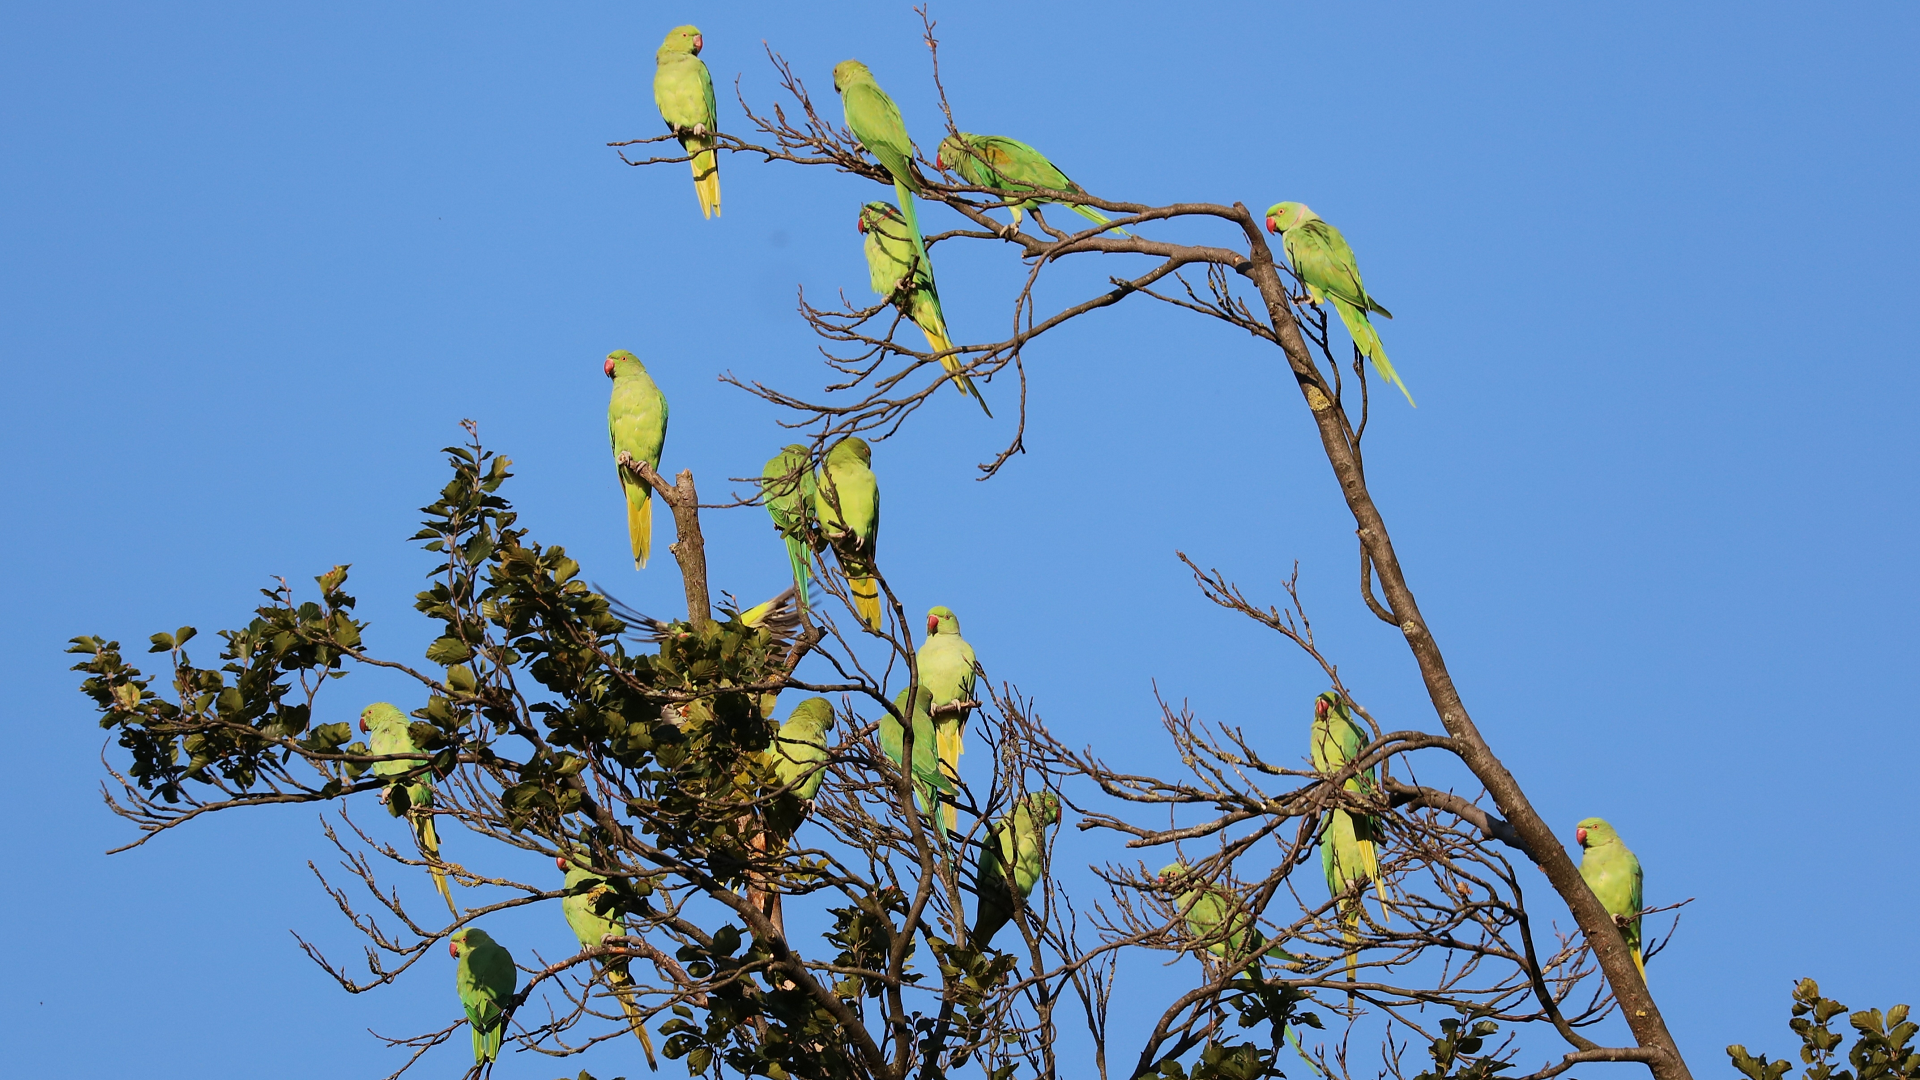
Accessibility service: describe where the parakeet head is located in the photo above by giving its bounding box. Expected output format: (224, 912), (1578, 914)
(1574, 817), (1618, 848)
(660, 25), (702, 55)
(1156, 862), (1189, 886)
(832, 59), (873, 93)
(789, 696), (836, 731)
(449, 927), (496, 957)
(1313, 690), (1345, 721)
(1264, 202), (1315, 234)
(1023, 791), (1062, 826)
(604, 349), (644, 379)
(359, 701), (406, 734)
(933, 133), (972, 174)
(825, 435), (872, 466)
(857, 201), (901, 235)
(926, 605), (960, 635)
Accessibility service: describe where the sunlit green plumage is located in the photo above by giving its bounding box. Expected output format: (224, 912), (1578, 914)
(972, 792), (1060, 948)
(360, 702), (455, 915)
(605, 350), (668, 569)
(917, 605), (977, 831)
(880, 685), (955, 829)
(813, 437), (882, 630)
(769, 696), (836, 802)
(1310, 691), (1387, 981)
(834, 60), (927, 263)
(936, 132), (1125, 235)
(451, 927), (517, 1064)
(858, 200), (989, 414)
(654, 25), (719, 218)
(1264, 202), (1411, 406)
(762, 445), (820, 609)
(1576, 817), (1646, 980)
(559, 857), (657, 1069)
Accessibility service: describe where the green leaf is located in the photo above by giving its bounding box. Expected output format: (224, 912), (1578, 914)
(425, 636), (473, 665)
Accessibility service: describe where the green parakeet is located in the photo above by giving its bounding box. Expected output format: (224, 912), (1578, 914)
(1576, 817), (1646, 980)
(881, 685), (955, 829)
(1310, 691), (1387, 980)
(762, 445), (820, 609)
(833, 60), (928, 266)
(450, 927), (517, 1064)
(935, 132), (1126, 236)
(916, 605), (977, 831)
(769, 696), (836, 802)
(1158, 862), (1315, 1067)
(605, 349), (669, 570)
(558, 856), (658, 1069)
(971, 792), (1061, 947)
(359, 702), (455, 915)
(858, 201), (989, 415)
(654, 25), (719, 218)
(813, 436), (882, 631)
(1263, 202), (1412, 406)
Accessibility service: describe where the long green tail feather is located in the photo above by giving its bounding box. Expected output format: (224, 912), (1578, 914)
(783, 535), (813, 610)
(1069, 202), (1132, 237)
(1332, 296), (1414, 406)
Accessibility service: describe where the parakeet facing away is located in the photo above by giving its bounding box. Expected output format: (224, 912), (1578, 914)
(834, 60), (928, 265)
(605, 350), (669, 569)
(762, 445), (820, 609)
(558, 856), (657, 1069)
(769, 696), (836, 801)
(450, 927), (517, 1064)
(360, 702), (455, 915)
(1264, 202), (1412, 406)
(1310, 691), (1387, 980)
(971, 792), (1061, 948)
(654, 25), (719, 218)
(1156, 861), (1300, 968)
(859, 201), (990, 415)
(1576, 817), (1646, 980)
(935, 133), (1126, 235)
(881, 685), (955, 829)
(813, 436), (882, 631)
(916, 605), (977, 830)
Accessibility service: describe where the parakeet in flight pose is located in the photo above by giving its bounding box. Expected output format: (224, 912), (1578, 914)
(360, 702), (455, 915)
(1310, 691), (1387, 980)
(762, 445), (820, 609)
(1264, 202), (1412, 406)
(450, 927), (517, 1065)
(769, 696), (836, 802)
(1576, 817), (1646, 980)
(935, 132), (1126, 235)
(558, 856), (658, 1069)
(605, 350), (669, 570)
(654, 25), (719, 218)
(834, 60), (929, 263)
(813, 436), (882, 631)
(859, 201), (989, 415)
(916, 605), (977, 831)
(881, 685), (956, 830)
(971, 792), (1061, 948)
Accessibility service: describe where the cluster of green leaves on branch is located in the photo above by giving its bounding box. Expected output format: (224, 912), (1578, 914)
(1729, 980), (1918, 1080)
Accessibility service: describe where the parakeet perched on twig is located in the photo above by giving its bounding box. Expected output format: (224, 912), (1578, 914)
(1310, 691), (1387, 981)
(449, 927), (517, 1065)
(916, 605), (977, 831)
(558, 856), (657, 1069)
(654, 25), (719, 218)
(813, 436), (882, 631)
(936, 132), (1127, 236)
(834, 60), (928, 265)
(605, 350), (668, 570)
(1576, 817), (1646, 980)
(762, 445), (821, 609)
(768, 696), (836, 802)
(1264, 202), (1411, 406)
(881, 685), (955, 831)
(972, 792), (1061, 947)
(859, 201), (989, 415)
(360, 702), (455, 915)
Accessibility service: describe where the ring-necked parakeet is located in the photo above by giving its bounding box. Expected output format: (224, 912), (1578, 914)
(605, 350), (669, 570)
(769, 696), (836, 802)
(882, 685), (955, 830)
(654, 25), (719, 218)
(1310, 691), (1386, 980)
(449, 927), (517, 1064)
(762, 445), (820, 610)
(813, 436), (882, 631)
(360, 702), (455, 915)
(971, 792), (1061, 948)
(1576, 817), (1645, 980)
(917, 605), (977, 831)
(935, 133), (1126, 236)
(833, 61), (928, 265)
(858, 201), (989, 415)
(558, 855), (658, 1069)
(1156, 861), (1301, 969)
(1263, 202), (1411, 406)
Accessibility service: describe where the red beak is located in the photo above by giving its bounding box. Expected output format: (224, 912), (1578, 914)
(856, 214), (867, 234)
(448, 939), (460, 958)
(555, 856), (568, 870)
(693, 34), (703, 53)
(1264, 217), (1278, 234)
(926, 615), (938, 633)
(1314, 697), (1329, 719)
(1575, 827), (1588, 846)
(603, 356), (617, 377)
(358, 717), (368, 732)
(935, 153), (945, 170)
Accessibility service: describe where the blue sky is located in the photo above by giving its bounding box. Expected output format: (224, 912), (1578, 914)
(2, 1), (1915, 1076)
